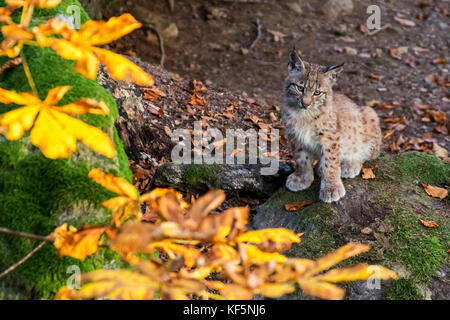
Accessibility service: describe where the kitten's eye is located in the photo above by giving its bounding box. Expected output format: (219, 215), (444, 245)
(313, 90), (322, 96)
(289, 83), (304, 93)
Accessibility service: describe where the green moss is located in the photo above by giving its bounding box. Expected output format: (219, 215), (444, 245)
(392, 151), (450, 185)
(262, 182), (342, 260)
(184, 164), (225, 188)
(361, 152), (448, 299)
(0, 0), (90, 27)
(0, 0), (132, 299)
(258, 152), (448, 299)
(385, 279), (424, 300)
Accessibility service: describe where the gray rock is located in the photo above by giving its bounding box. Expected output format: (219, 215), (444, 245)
(153, 162), (294, 197)
(321, 0), (353, 21)
(285, 1), (303, 15)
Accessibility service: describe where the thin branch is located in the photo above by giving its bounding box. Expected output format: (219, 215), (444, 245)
(367, 23), (391, 36)
(0, 241), (46, 279)
(20, 52), (38, 96)
(249, 18), (262, 50)
(22, 4), (34, 28)
(0, 227), (53, 242)
(167, 0), (175, 11)
(146, 25), (165, 67)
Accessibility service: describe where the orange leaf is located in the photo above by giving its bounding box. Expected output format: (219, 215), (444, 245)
(52, 223), (105, 260)
(0, 87), (116, 158)
(419, 219), (438, 228)
(189, 93), (206, 107)
(421, 183), (448, 199)
(362, 168), (376, 179)
(37, 15), (153, 85)
(88, 168), (138, 199)
(284, 200), (312, 212)
(142, 87), (166, 102)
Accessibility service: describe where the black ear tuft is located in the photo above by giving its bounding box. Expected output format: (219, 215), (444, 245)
(288, 46), (304, 72)
(324, 63), (344, 73)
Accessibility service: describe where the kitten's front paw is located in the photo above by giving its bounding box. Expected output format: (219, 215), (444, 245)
(286, 172), (314, 192)
(341, 162), (362, 179)
(319, 179), (346, 203)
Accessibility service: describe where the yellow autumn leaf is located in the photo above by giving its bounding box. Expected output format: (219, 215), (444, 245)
(7, 0), (62, 8)
(35, 14), (153, 85)
(52, 223), (105, 261)
(102, 196), (141, 227)
(303, 243), (370, 276)
(0, 7), (14, 24)
(0, 86), (116, 158)
(88, 168), (138, 199)
(53, 286), (80, 300)
(220, 284), (253, 300)
(314, 264), (398, 283)
(148, 240), (200, 268)
(258, 283), (295, 298)
(179, 266), (215, 280)
(71, 269), (159, 300)
(297, 279), (345, 300)
(237, 228), (301, 245)
(0, 24), (33, 57)
(241, 244), (286, 264)
(213, 243), (238, 261)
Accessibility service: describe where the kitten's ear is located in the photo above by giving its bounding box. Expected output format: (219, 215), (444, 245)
(324, 63), (344, 82)
(288, 47), (305, 73)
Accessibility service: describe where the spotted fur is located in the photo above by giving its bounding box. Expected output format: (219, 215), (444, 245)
(282, 49), (381, 203)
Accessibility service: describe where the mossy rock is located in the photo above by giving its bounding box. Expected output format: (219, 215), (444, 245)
(251, 151), (449, 300)
(0, 0), (131, 299)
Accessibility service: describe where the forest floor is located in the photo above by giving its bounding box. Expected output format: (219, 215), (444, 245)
(112, 0), (449, 157)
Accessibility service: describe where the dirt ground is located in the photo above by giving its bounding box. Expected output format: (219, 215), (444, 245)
(111, 0), (449, 155)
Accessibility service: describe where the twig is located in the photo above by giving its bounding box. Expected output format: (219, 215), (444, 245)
(145, 25), (165, 67)
(0, 226), (53, 242)
(0, 241), (46, 279)
(20, 52), (38, 96)
(167, 0), (175, 11)
(367, 23), (391, 36)
(249, 18), (262, 50)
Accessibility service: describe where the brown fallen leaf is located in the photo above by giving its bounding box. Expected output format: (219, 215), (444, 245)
(421, 183), (448, 199)
(418, 219), (438, 228)
(366, 74), (382, 81)
(142, 88), (166, 102)
(383, 129), (395, 139)
(432, 143), (448, 158)
(362, 168), (376, 179)
(0, 57), (22, 75)
(431, 58), (446, 65)
(430, 110), (447, 124)
(284, 201), (312, 212)
(189, 93), (206, 107)
(164, 126), (172, 137)
(434, 125), (448, 135)
(361, 227), (373, 235)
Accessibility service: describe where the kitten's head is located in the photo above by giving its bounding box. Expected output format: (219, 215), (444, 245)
(285, 47), (343, 110)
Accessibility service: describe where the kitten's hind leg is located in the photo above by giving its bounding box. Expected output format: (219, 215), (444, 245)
(286, 150), (314, 192)
(341, 161), (362, 178)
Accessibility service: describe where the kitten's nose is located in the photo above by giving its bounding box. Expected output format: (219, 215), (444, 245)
(302, 97), (312, 107)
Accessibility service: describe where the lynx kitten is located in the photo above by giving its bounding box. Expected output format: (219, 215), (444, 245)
(282, 49), (381, 203)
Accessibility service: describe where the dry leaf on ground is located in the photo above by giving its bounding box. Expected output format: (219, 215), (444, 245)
(284, 201), (312, 212)
(362, 168), (376, 179)
(421, 183), (448, 199)
(418, 219), (439, 228)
